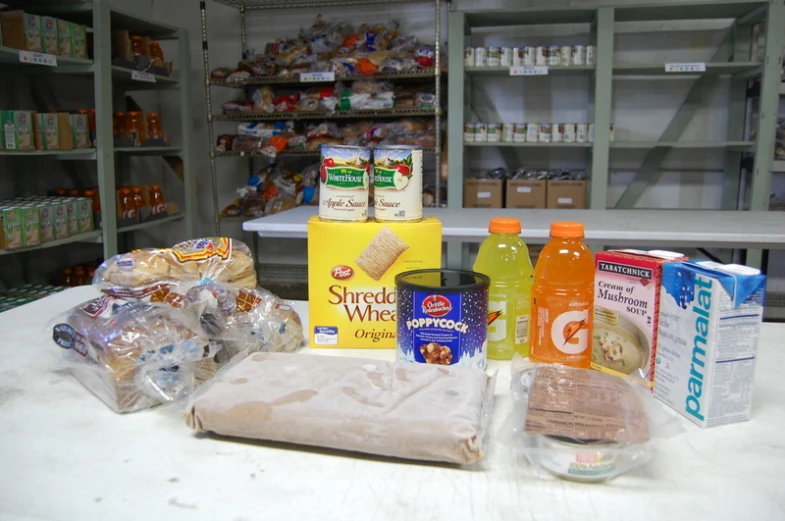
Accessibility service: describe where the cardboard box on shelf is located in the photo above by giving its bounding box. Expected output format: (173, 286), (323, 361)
(506, 179), (547, 209)
(464, 179), (503, 209)
(2, 111), (36, 151)
(308, 216), (442, 349)
(69, 114), (92, 149)
(52, 201), (69, 239)
(57, 19), (72, 56)
(0, 207), (23, 250)
(18, 206), (41, 247)
(0, 11), (43, 52)
(546, 180), (587, 209)
(34, 113), (73, 150)
(41, 16), (58, 55)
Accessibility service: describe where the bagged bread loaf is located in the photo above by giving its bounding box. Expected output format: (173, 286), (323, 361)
(51, 296), (220, 413)
(186, 353), (494, 464)
(183, 283), (304, 359)
(94, 237), (256, 305)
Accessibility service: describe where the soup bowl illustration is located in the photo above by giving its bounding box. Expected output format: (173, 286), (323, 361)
(591, 315), (651, 377)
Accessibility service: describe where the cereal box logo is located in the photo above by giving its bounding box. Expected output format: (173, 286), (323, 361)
(56, 206), (64, 215)
(77, 118), (84, 126)
(19, 114), (27, 124)
(422, 295), (452, 318)
(46, 19), (54, 29)
(41, 208), (49, 217)
(47, 116), (55, 125)
(331, 265), (354, 280)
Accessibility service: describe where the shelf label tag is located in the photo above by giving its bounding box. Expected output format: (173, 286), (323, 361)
(300, 72), (335, 83)
(510, 65), (548, 76)
(665, 62), (706, 73)
(18, 51), (57, 67)
(131, 70), (157, 83)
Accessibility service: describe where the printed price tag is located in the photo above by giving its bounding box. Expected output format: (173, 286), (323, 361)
(510, 65), (549, 76)
(300, 72), (335, 83)
(664, 63), (706, 73)
(131, 70), (157, 83)
(18, 51), (57, 67)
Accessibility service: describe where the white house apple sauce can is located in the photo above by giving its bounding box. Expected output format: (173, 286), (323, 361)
(373, 145), (423, 221)
(319, 144), (371, 221)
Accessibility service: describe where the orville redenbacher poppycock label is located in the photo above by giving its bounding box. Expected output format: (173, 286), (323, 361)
(373, 145), (423, 221)
(319, 145), (371, 221)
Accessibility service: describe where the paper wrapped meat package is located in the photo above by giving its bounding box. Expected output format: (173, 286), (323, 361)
(186, 353), (495, 464)
(51, 296), (220, 413)
(94, 237), (256, 305)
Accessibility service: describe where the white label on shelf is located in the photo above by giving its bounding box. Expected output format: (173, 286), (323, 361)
(517, 186), (532, 193)
(300, 72), (335, 83)
(510, 65), (548, 76)
(664, 62), (706, 73)
(18, 51), (57, 67)
(131, 70), (157, 83)
(478, 192), (491, 199)
(558, 197), (573, 204)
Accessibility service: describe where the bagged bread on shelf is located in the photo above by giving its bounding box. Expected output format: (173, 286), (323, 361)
(94, 237), (256, 305)
(502, 362), (681, 482)
(186, 353), (495, 464)
(51, 296), (220, 413)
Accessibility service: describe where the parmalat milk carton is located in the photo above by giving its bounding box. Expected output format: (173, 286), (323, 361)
(654, 261), (766, 428)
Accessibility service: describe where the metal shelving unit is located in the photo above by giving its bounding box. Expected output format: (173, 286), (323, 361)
(447, 0), (783, 268)
(200, 0), (443, 235)
(0, 0), (197, 260)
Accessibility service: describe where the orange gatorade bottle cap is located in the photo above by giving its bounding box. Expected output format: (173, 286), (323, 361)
(489, 217), (521, 234)
(550, 221), (585, 238)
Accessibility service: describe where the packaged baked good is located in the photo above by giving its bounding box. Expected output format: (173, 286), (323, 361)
(186, 353), (495, 464)
(51, 296), (219, 413)
(94, 238), (257, 305)
(503, 362), (681, 482)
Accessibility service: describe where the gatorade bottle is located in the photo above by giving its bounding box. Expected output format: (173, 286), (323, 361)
(473, 217), (534, 360)
(530, 222), (594, 368)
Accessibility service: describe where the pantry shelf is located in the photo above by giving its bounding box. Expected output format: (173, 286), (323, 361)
(0, 149), (97, 160)
(110, 66), (179, 87)
(116, 214), (185, 234)
(213, 108), (437, 122)
(613, 62), (762, 76)
(210, 69), (438, 88)
(465, 66), (596, 76)
(114, 146), (182, 155)
(0, 231), (103, 257)
(772, 160), (785, 173)
(214, 147), (436, 158)
(467, 142), (593, 148)
(611, 141), (754, 151)
(0, 45), (92, 67)
(212, 0), (432, 8)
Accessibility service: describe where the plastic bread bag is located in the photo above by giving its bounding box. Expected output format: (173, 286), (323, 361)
(502, 360), (682, 482)
(50, 295), (220, 414)
(94, 238), (257, 306)
(182, 283), (304, 360)
(185, 353), (495, 464)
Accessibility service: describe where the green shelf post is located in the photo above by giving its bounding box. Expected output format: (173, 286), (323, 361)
(93, 0), (118, 258)
(590, 7), (615, 210)
(178, 28), (198, 239)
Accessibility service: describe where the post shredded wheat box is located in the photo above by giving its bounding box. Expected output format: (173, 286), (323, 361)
(308, 216), (442, 348)
(655, 261), (766, 428)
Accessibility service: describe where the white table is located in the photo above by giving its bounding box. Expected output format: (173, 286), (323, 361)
(243, 206), (785, 248)
(2, 287), (785, 521)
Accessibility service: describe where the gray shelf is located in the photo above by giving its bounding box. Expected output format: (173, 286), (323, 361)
(117, 214), (185, 234)
(772, 160), (785, 173)
(613, 62), (761, 76)
(215, 147), (436, 158)
(466, 66), (596, 76)
(211, 69), (438, 88)
(467, 142), (593, 148)
(214, 108), (437, 122)
(0, 45), (92, 66)
(611, 141), (755, 151)
(115, 146), (181, 155)
(0, 231), (102, 257)
(213, 0), (431, 8)
(0, 2), (197, 259)
(0, 149), (96, 160)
